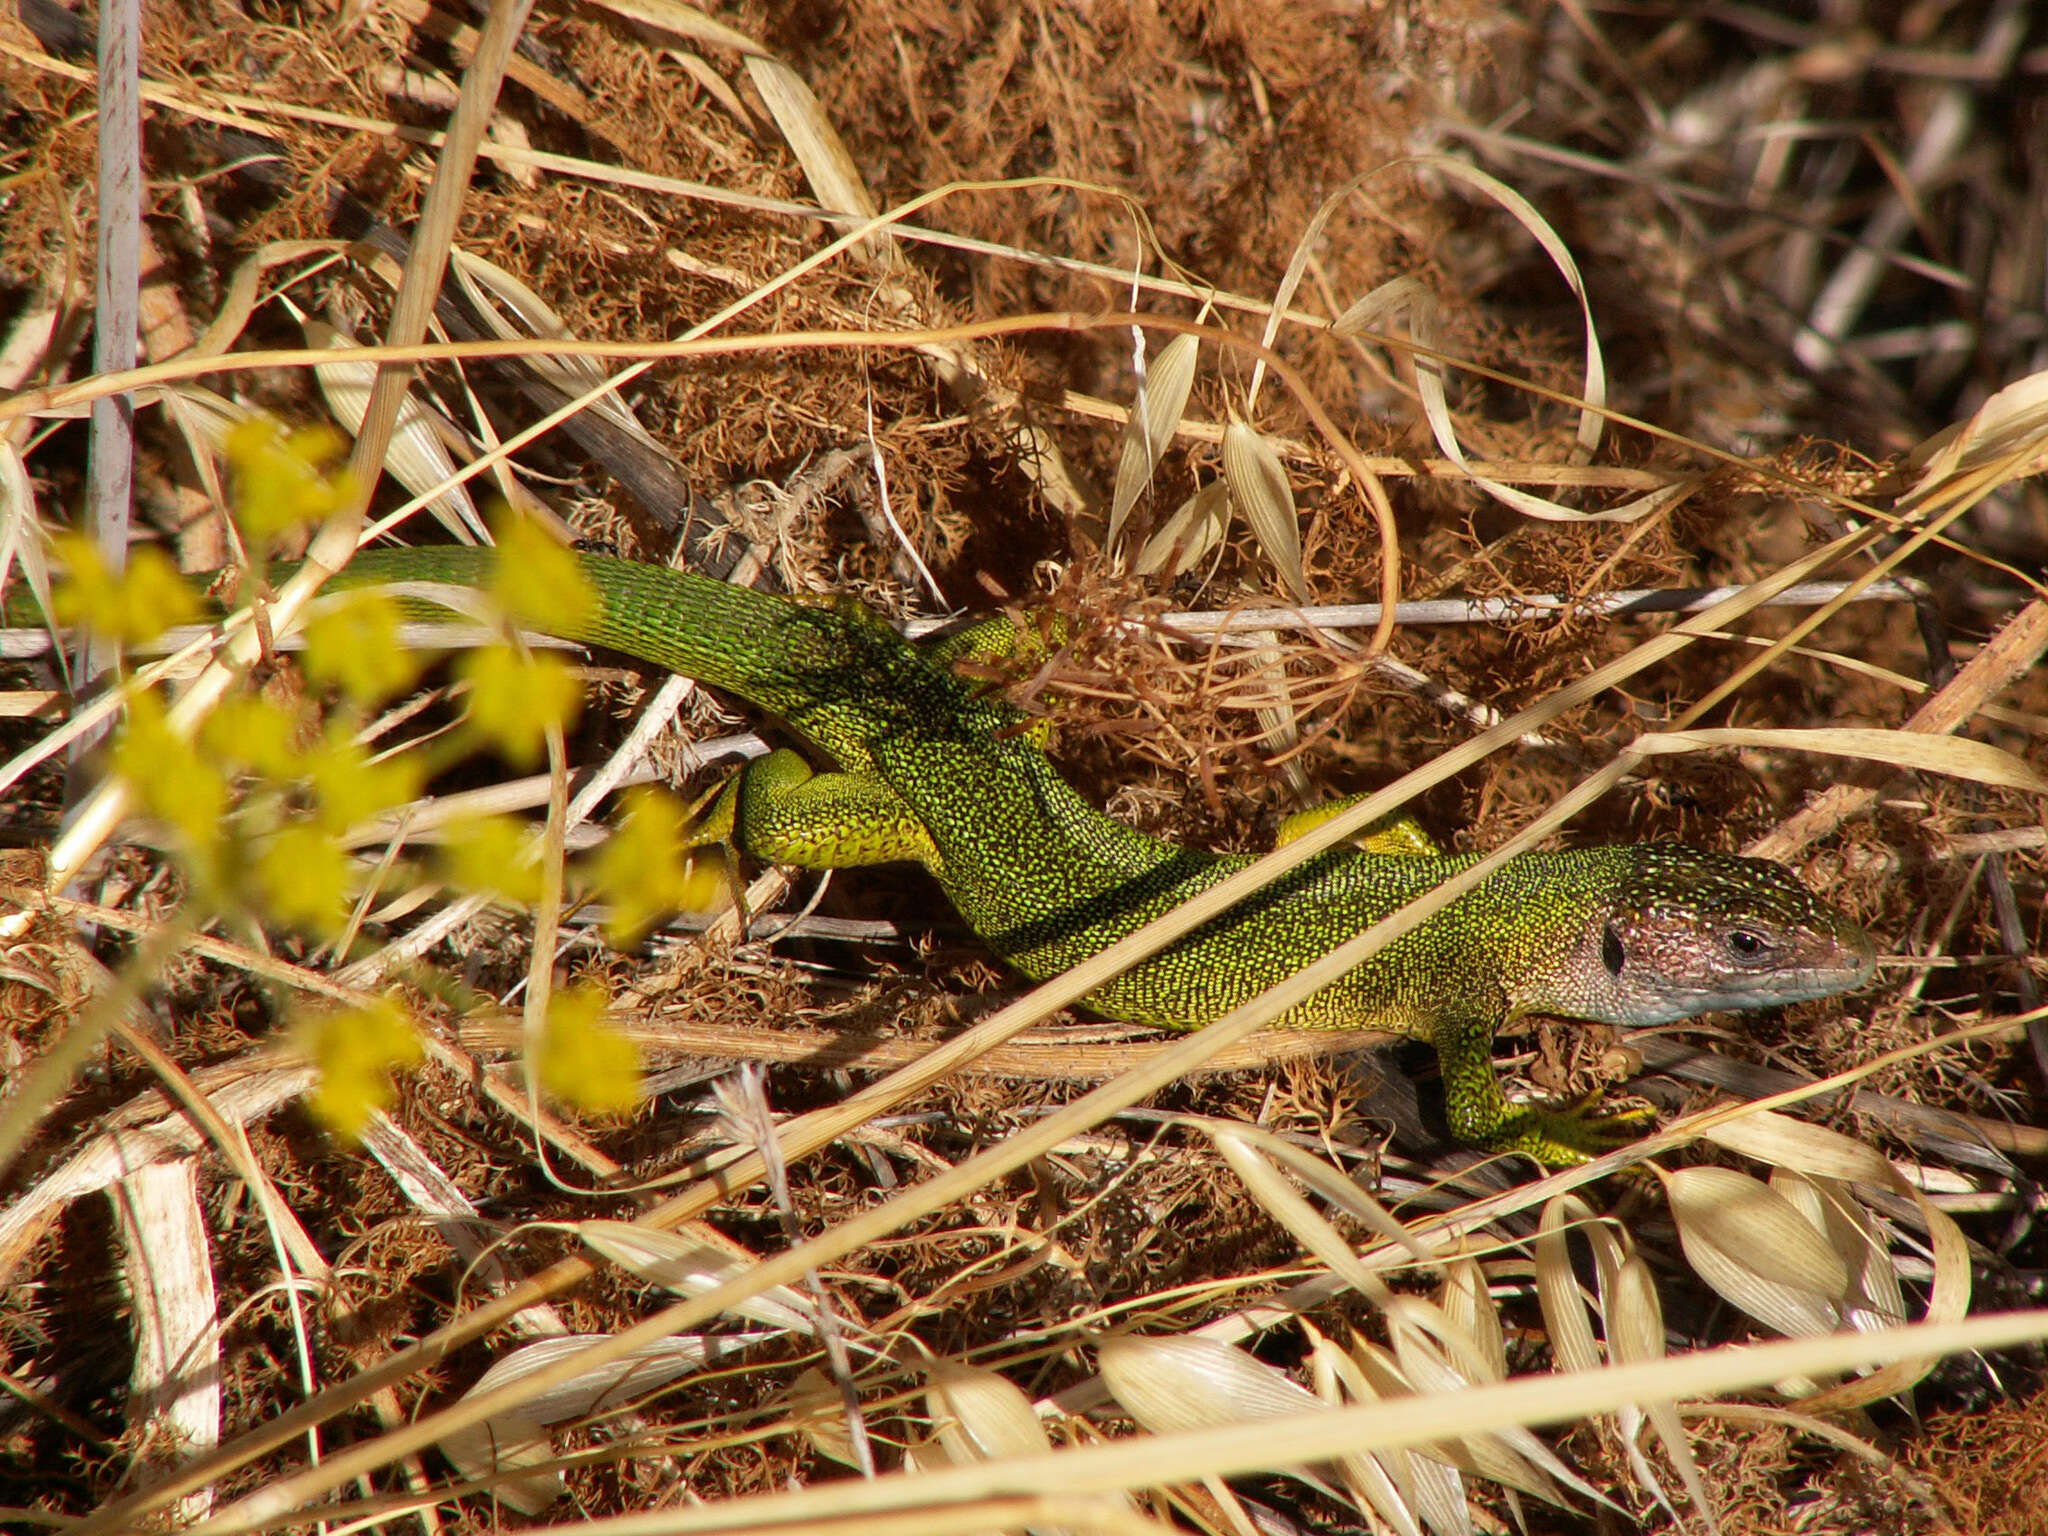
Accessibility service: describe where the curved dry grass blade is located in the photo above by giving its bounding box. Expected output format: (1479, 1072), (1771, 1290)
(1331, 276), (1433, 340)
(1384, 1326), (1606, 1511)
(1096, 1336), (1355, 1516)
(1406, 155), (1606, 462)
(1208, 1130), (1399, 1309)
(1101, 1333), (1326, 1432)
(785, 1364), (866, 1469)
(583, 0), (766, 54)
(1307, 1334), (1439, 1536)
(1533, 1195), (1615, 1375)
(1107, 333), (1200, 554)
(747, 56), (888, 265)
(1634, 725), (2048, 794)
(0, 440), (58, 666)
(1611, 1252), (1713, 1533)
(1768, 1172), (1908, 1333)
(1207, 1124), (1439, 1267)
(1904, 364), (2048, 504)
(1538, 1198), (1714, 1528)
(1697, 1111), (1894, 1183)
(157, 382), (249, 483)
(1434, 1259), (1505, 1382)
(1221, 415), (1305, 600)
(1242, 172), (1391, 412)
(1212, 1143), (1601, 1517)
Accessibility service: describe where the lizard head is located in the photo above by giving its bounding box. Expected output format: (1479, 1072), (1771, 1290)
(1518, 846), (1877, 1027)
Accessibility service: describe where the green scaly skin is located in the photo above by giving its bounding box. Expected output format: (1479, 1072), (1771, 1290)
(337, 548), (1876, 1164)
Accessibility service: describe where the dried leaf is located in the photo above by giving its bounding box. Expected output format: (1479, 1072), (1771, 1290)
(925, 1362), (1052, 1462)
(1662, 1166), (1847, 1340)
(1107, 333), (1200, 553)
(1100, 1333), (1326, 1434)
(438, 1334), (736, 1511)
(577, 1220), (816, 1335)
(1221, 414), (1305, 600)
(1133, 478), (1232, 579)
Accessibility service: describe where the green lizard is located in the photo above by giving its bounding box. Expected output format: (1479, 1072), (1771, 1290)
(338, 548), (1875, 1163)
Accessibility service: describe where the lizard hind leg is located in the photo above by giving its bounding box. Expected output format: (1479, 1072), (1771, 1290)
(698, 747), (940, 872)
(1277, 792), (1443, 857)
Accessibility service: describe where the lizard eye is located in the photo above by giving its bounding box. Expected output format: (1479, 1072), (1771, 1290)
(1724, 928), (1770, 960)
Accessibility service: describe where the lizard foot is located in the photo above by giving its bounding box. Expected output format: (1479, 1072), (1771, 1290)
(1489, 1094), (1657, 1167)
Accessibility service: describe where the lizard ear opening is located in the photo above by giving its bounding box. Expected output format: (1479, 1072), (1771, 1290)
(1601, 922), (1628, 977)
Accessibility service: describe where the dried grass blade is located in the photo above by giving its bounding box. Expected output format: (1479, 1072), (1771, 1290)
(1633, 725), (2048, 794)
(1302, 1335), (1433, 1536)
(1331, 275), (1433, 340)
(1102, 1333), (1329, 1430)
(1697, 1122), (1975, 1410)
(112, 1158), (221, 1523)
(438, 1333), (752, 1511)
(1207, 1124), (1437, 1265)
(1382, 1330), (1580, 1508)
(1434, 1260), (1506, 1382)
(0, 440), (58, 660)
(1767, 1171), (1904, 1336)
(1534, 1196), (1609, 1376)
(1903, 363), (2048, 503)
(1404, 154), (1606, 461)
(583, 0), (767, 56)
(1612, 1254), (1715, 1533)
(1697, 1111), (1896, 1183)
(299, 314), (489, 544)
(447, 249), (662, 449)
(1208, 1130), (1397, 1305)
(747, 56), (889, 265)
(1810, 1182), (1911, 1333)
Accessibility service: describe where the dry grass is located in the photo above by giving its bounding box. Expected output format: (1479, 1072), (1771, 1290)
(1, 2), (2045, 1533)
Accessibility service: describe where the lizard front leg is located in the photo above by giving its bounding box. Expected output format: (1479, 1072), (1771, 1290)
(1430, 1011), (1651, 1167)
